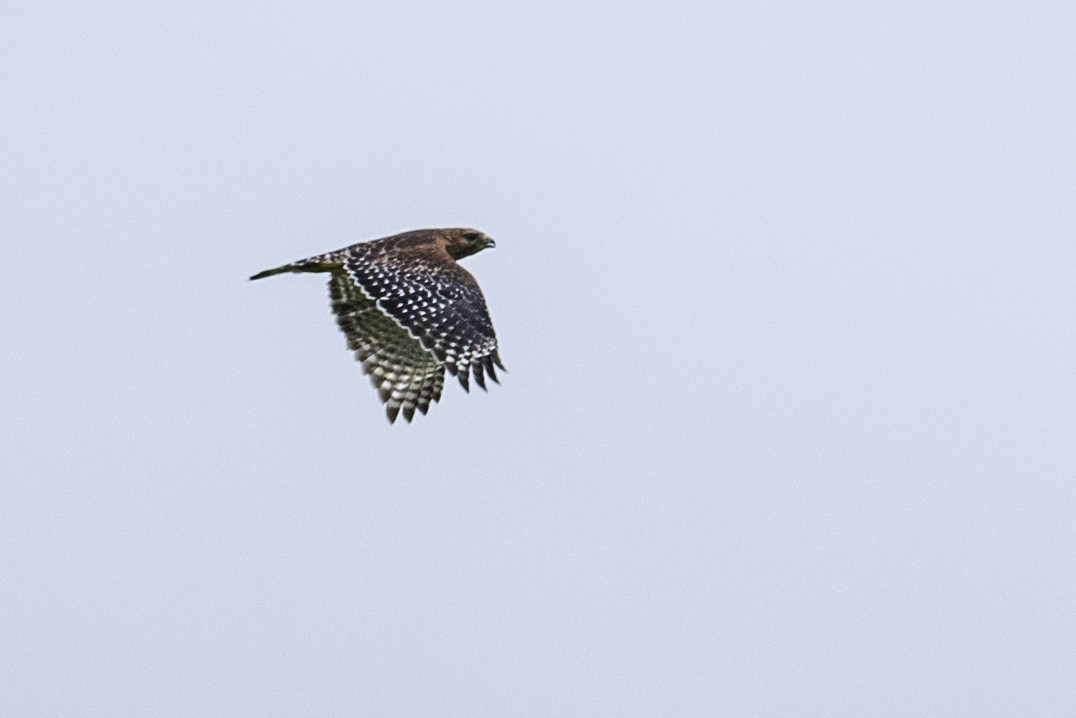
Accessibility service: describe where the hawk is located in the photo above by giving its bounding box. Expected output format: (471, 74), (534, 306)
(251, 228), (505, 423)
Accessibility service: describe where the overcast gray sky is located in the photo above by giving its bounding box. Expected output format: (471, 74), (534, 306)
(3, 1), (1075, 715)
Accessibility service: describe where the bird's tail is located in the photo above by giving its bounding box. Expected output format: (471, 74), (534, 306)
(249, 257), (339, 281)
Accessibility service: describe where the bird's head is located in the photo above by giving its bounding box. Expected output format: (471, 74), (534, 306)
(443, 228), (496, 260)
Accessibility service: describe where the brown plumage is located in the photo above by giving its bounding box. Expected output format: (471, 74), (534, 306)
(251, 228), (505, 423)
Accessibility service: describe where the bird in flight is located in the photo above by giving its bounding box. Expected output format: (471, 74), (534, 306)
(251, 228), (505, 423)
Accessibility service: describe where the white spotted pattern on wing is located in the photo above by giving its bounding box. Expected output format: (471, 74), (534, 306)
(327, 271), (443, 423)
(342, 237), (504, 394)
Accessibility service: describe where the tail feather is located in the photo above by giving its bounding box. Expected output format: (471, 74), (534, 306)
(250, 258), (338, 281)
(250, 264), (297, 281)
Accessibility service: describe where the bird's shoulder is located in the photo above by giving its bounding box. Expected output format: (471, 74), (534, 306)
(342, 234), (478, 293)
(344, 230), (450, 264)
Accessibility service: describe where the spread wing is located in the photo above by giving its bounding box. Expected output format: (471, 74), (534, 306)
(343, 251), (505, 392)
(328, 271), (444, 423)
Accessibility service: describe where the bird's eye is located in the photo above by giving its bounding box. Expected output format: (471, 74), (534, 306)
(462, 232), (482, 242)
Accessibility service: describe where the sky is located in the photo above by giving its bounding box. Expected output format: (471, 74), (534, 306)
(2, 1), (1075, 715)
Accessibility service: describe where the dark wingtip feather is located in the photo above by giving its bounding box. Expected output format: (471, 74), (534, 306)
(386, 405), (400, 424)
(403, 405), (416, 423)
(457, 369), (470, 392)
(484, 356), (499, 384)
(473, 362), (487, 391)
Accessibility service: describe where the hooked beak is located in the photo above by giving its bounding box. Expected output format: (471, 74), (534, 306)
(486, 237), (496, 248)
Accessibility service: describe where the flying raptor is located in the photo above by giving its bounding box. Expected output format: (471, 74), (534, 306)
(251, 228), (504, 423)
